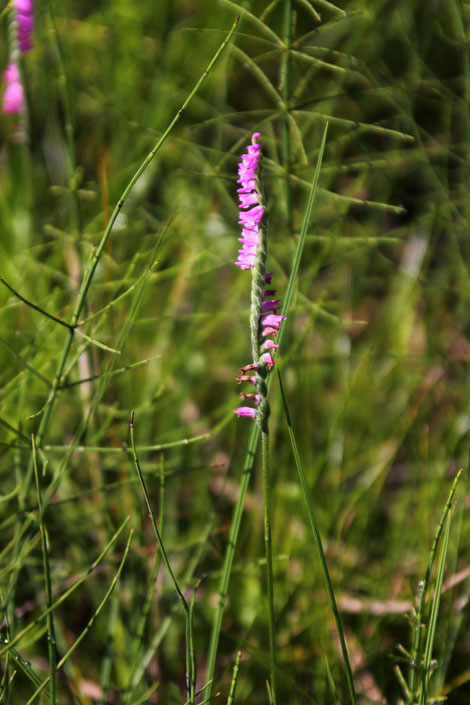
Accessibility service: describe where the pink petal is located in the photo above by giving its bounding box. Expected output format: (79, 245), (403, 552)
(234, 406), (256, 418)
(264, 340), (279, 350)
(238, 193), (259, 209)
(261, 314), (286, 328)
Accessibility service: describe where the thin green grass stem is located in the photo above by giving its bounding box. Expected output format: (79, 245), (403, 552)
(277, 367), (357, 705)
(227, 651), (242, 705)
(280, 0), (292, 227)
(409, 469), (462, 700)
(129, 413), (194, 704)
(124, 457), (165, 703)
(130, 519), (214, 692)
(419, 511), (453, 705)
(205, 421), (259, 691)
(206, 125), (327, 695)
(0, 635), (45, 694)
(262, 430), (278, 704)
(31, 436), (57, 705)
(46, 0), (81, 235)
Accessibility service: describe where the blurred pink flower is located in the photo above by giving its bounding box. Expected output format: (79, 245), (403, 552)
(3, 63), (25, 114)
(235, 133), (263, 270)
(14, 0), (35, 53)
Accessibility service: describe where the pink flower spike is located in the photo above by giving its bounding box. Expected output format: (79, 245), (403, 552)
(262, 326), (278, 337)
(14, 0), (35, 53)
(235, 133), (264, 269)
(234, 406), (256, 418)
(261, 353), (275, 369)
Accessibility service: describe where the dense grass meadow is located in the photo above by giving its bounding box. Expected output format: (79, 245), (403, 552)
(1, 0), (470, 703)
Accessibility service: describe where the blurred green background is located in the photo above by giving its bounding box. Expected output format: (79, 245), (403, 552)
(0, 1), (469, 703)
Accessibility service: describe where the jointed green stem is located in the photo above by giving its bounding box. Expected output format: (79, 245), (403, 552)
(262, 430), (278, 704)
(227, 651), (242, 705)
(280, 0), (292, 226)
(124, 456), (165, 703)
(408, 469), (462, 701)
(129, 413), (195, 704)
(32, 435), (57, 705)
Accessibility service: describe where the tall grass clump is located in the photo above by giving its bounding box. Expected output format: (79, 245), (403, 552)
(0, 1), (469, 704)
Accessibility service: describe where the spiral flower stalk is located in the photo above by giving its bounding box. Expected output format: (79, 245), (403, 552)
(2, 1), (34, 116)
(233, 134), (285, 432)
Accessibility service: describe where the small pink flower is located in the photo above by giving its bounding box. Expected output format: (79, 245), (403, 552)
(264, 340), (279, 350)
(261, 353), (275, 369)
(234, 406), (256, 418)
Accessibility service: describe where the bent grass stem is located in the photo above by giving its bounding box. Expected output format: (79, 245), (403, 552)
(129, 412), (195, 704)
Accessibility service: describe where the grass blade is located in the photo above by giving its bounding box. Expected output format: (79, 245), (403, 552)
(277, 367), (357, 705)
(31, 435), (57, 705)
(419, 511), (453, 705)
(409, 470), (463, 698)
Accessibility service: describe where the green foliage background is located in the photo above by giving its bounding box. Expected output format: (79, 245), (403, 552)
(0, 0), (469, 703)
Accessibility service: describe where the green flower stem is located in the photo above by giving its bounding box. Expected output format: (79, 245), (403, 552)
(262, 429), (278, 704)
